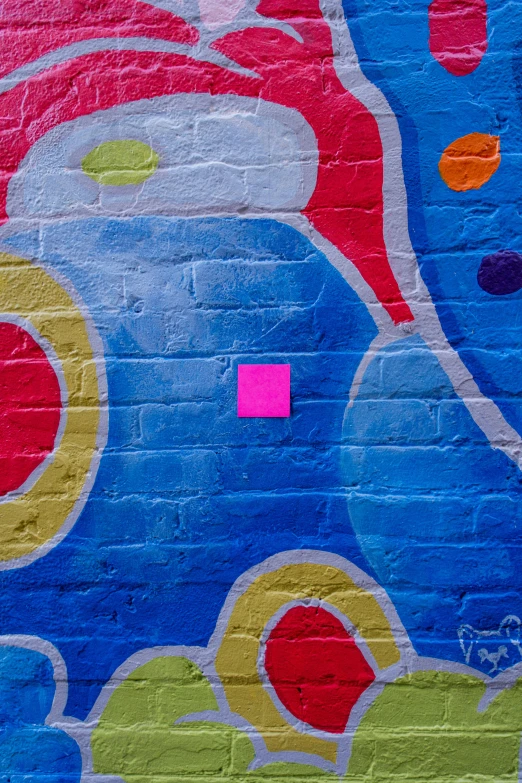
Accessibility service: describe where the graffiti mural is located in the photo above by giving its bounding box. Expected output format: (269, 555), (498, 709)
(1, 0), (522, 779)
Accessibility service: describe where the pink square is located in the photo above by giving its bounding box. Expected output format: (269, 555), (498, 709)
(237, 364), (291, 418)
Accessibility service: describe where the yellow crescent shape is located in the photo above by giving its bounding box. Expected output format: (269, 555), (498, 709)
(0, 252), (103, 566)
(215, 561), (401, 763)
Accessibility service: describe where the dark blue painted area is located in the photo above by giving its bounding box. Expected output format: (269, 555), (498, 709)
(343, 336), (522, 670)
(343, 0), (522, 436)
(0, 647), (81, 782)
(2, 217), (376, 719)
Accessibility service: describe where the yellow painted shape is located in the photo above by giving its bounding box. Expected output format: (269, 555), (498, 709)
(439, 133), (501, 192)
(0, 253), (100, 562)
(215, 562), (400, 763)
(82, 140), (159, 186)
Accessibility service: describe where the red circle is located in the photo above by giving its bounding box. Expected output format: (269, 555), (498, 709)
(0, 322), (62, 496)
(429, 0), (488, 77)
(264, 605), (375, 734)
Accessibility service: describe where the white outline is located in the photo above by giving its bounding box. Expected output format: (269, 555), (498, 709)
(322, 0), (522, 469)
(82, 547), (522, 779)
(0, 2), (519, 778)
(80, 548), (414, 778)
(256, 598), (382, 743)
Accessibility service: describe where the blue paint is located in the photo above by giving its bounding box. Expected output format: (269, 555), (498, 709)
(343, 336), (522, 671)
(336, 0), (522, 672)
(2, 0), (521, 703)
(0, 726), (81, 783)
(0, 647), (54, 726)
(0, 647), (81, 782)
(2, 217), (376, 719)
(343, 0), (522, 436)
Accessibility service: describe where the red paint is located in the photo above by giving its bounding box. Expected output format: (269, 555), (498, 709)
(0, 322), (62, 495)
(0, 0), (414, 324)
(0, 0), (198, 80)
(429, 0), (488, 76)
(264, 605), (375, 734)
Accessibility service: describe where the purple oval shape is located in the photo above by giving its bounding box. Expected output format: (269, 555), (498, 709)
(478, 250), (522, 295)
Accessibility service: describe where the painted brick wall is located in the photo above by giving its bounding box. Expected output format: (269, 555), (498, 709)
(0, 0), (521, 781)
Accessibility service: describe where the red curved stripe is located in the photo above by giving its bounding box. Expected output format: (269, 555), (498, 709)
(429, 0), (488, 76)
(0, 0), (198, 79)
(214, 1), (414, 323)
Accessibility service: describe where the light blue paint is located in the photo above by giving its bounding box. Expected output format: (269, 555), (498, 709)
(343, 336), (522, 668)
(0, 647), (81, 781)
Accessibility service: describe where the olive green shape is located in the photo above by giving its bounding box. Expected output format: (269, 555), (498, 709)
(81, 140), (159, 186)
(248, 763), (338, 783)
(91, 656), (256, 783)
(346, 670), (522, 783)
(90, 655), (338, 783)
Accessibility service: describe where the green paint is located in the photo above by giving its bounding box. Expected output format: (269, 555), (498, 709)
(92, 657), (522, 783)
(346, 671), (522, 782)
(249, 763), (337, 782)
(90, 655), (339, 783)
(81, 140), (159, 186)
(91, 656), (255, 783)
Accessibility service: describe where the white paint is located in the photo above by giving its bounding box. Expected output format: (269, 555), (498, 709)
(0, 3), (518, 466)
(323, 0), (522, 469)
(8, 95), (318, 221)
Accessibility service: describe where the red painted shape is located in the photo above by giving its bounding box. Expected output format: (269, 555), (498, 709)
(215, 0), (414, 323)
(0, 322), (62, 495)
(0, 0), (415, 324)
(264, 605), (375, 734)
(0, 0), (198, 79)
(429, 0), (488, 76)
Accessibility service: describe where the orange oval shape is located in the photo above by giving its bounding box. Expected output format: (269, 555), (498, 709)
(438, 132), (500, 191)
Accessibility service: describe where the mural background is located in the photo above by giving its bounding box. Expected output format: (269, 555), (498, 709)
(0, 0), (522, 780)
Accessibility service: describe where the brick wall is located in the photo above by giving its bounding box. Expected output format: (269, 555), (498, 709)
(0, 0), (521, 781)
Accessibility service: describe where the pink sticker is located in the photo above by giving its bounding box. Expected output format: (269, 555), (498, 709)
(237, 364), (291, 418)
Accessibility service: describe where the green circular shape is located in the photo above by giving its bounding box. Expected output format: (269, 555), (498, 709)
(81, 140), (159, 186)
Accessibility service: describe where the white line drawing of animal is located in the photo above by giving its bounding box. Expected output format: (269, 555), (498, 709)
(477, 645), (509, 674)
(458, 615), (522, 669)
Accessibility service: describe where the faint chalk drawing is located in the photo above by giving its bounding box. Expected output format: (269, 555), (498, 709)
(477, 645), (509, 674)
(458, 616), (522, 674)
